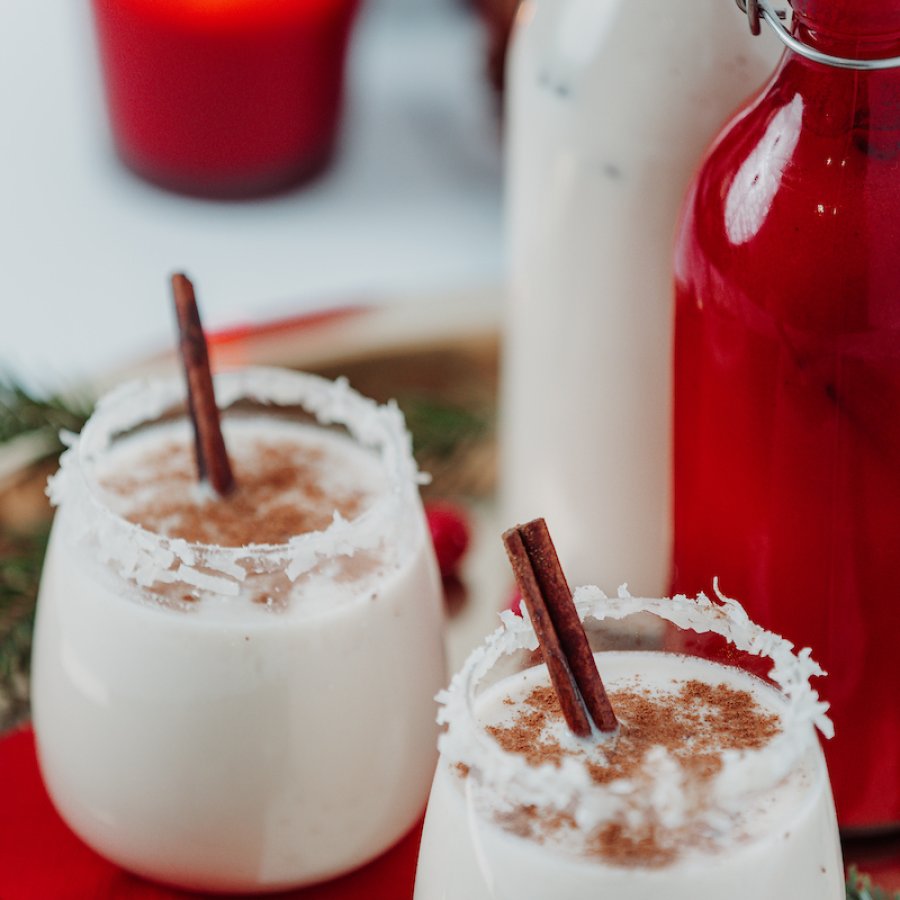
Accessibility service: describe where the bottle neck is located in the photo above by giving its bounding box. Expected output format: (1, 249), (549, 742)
(790, 0), (900, 58)
(759, 2), (900, 147)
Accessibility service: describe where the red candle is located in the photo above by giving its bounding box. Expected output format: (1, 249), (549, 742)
(91, 0), (360, 197)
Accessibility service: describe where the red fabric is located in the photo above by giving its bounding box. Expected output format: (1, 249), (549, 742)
(0, 727), (422, 900)
(7, 724), (900, 897)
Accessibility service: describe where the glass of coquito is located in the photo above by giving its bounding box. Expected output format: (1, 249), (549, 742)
(414, 520), (843, 900)
(31, 281), (446, 891)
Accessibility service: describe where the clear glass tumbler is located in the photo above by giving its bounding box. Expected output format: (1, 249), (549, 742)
(414, 589), (843, 900)
(32, 368), (446, 892)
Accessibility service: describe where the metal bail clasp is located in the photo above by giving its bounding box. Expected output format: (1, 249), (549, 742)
(736, 0), (788, 36)
(735, 0), (762, 36)
(734, 0), (900, 70)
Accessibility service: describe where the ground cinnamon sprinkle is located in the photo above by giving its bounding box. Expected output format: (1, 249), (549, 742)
(487, 685), (570, 768)
(482, 672), (782, 867)
(590, 822), (677, 869)
(101, 436), (369, 546)
(495, 804), (541, 839)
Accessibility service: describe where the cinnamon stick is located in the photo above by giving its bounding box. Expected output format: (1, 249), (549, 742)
(503, 519), (618, 736)
(518, 520), (619, 733)
(171, 273), (235, 497)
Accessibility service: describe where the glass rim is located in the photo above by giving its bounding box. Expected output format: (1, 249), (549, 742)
(437, 586), (832, 835)
(48, 367), (424, 595)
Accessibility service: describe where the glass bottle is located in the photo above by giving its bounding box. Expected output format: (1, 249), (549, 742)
(672, 0), (900, 830)
(500, 0), (780, 596)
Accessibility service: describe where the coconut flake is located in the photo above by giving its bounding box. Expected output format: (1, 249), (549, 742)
(438, 586), (831, 837)
(48, 368), (421, 606)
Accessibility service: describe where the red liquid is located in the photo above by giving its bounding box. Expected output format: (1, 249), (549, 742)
(672, 14), (900, 829)
(91, 0), (359, 197)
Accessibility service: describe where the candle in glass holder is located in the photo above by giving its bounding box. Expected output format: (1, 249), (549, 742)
(91, 0), (359, 197)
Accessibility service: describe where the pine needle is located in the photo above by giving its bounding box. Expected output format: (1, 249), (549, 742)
(847, 866), (900, 900)
(0, 376), (91, 460)
(0, 526), (49, 730)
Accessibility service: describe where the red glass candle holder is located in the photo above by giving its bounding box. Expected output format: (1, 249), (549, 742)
(91, 0), (360, 198)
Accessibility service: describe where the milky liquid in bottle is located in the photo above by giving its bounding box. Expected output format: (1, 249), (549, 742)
(501, 0), (781, 593)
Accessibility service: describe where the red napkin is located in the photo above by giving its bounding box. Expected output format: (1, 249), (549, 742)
(0, 727), (422, 900)
(7, 723), (900, 898)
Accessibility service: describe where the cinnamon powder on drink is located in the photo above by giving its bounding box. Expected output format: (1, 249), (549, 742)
(480, 675), (781, 866)
(101, 437), (367, 546)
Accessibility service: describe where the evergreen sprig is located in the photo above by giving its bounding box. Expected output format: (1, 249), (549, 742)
(0, 376), (89, 729)
(401, 394), (490, 461)
(847, 867), (900, 900)
(0, 527), (50, 730)
(0, 376), (91, 459)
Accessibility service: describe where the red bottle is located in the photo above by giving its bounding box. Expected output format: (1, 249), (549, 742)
(672, 0), (900, 830)
(91, 0), (359, 197)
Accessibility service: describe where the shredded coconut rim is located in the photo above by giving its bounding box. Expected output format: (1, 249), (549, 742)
(437, 586), (832, 834)
(47, 368), (423, 595)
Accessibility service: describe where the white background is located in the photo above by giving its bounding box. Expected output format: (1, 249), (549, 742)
(0, 0), (504, 390)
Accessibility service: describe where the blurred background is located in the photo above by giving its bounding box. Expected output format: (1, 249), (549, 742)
(0, 0), (516, 738)
(1, 0), (510, 390)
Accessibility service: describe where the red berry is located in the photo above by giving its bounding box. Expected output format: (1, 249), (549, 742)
(505, 586), (524, 616)
(425, 501), (471, 578)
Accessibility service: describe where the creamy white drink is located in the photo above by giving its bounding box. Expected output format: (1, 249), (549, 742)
(501, 0), (782, 593)
(32, 368), (446, 893)
(414, 590), (843, 900)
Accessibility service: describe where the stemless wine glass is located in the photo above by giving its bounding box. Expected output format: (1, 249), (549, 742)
(31, 368), (446, 893)
(414, 589), (843, 900)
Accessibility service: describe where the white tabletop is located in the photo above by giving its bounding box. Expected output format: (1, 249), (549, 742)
(0, 0), (504, 391)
